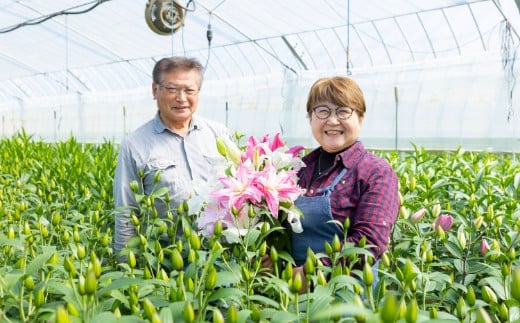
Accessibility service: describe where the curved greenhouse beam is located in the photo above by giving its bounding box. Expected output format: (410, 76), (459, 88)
(467, 4), (486, 50)
(371, 20), (393, 64)
(393, 16), (415, 61)
(313, 30), (336, 69)
(441, 8), (461, 56)
(282, 36), (308, 70)
(195, 1), (297, 75)
(416, 12), (437, 59)
(346, 25), (374, 67)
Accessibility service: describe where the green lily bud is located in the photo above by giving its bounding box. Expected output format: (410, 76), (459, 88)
(456, 297), (466, 319)
(143, 267), (152, 279)
(283, 263), (293, 281)
(324, 241), (333, 256)
(380, 294), (398, 323)
(55, 305), (71, 323)
(139, 234), (147, 248)
(429, 307), (438, 319)
(227, 304), (238, 323)
(84, 267), (98, 295)
(187, 249), (196, 263)
(78, 274), (86, 296)
(290, 271), (303, 293)
(432, 203), (441, 218)
(258, 241), (267, 257)
(457, 229), (466, 250)
(270, 246), (278, 262)
(486, 204), (494, 221)
(24, 275), (35, 291)
(206, 266), (217, 290)
(189, 232), (201, 251)
(172, 248), (184, 271)
(153, 170), (161, 184)
(508, 248), (516, 261)
(76, 244), (86, 260)
(495, 215), (503, 227)
(436, 225), (446, 240)
(70, 230), (80, 244)
(363, 262), (373, 286)
(182, 301), (195, 323)
(89, 251), (102, 278)
(213, 219), (223, 237)
(213, 308), (225, 323)
(34, 287), (45, 307)
(67, 302), (79, 317)
(481, 286), (497, 304)
(343, 217), (350, 231)
(511, 266), (520, 302)
(160, 269), (170, 283)
(129, 180), (139, 193)
(407, 177), (415, 191)
(406, 298), (418, 323)
(474, 216), (484, 230)
(128, 251), (136, 269)
(403, 259), (414, 280)
(499, 303), (508, 322)
(317, 269), (327, 286)
(399, 206), (409, 220)
(331, 235), (341, 253)
(359, 235), (367, 248)
(304, 257), (315, 276)
(64, 256), (76, 277)
(502, 263), (510, 277)
(216, 137), (228, 157)
(142, 298), (156, 320)
(466, 286), (476, 307)
(249, 303), (261, 323)
(183, 200), (189, 213)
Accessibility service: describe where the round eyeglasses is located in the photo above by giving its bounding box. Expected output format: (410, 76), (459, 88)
(312, 105), (354, 120)
(159, 83), (199, 96)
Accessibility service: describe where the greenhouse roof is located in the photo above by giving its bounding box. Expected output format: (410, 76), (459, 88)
(1, 0), (519, 102)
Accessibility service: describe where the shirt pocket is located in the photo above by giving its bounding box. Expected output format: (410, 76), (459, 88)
(144, 159), (179, 193)
(148, 159), (176, 170)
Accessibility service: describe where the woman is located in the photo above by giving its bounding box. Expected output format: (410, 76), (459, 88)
(290, 76), (400, 286)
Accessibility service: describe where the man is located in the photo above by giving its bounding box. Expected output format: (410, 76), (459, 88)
(113, 56), (229, 258)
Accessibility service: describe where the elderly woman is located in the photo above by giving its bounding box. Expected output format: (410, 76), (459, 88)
(290, 76), (400, 287)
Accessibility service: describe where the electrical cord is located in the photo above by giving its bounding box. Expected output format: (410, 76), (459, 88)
(0, 0), (112, 34)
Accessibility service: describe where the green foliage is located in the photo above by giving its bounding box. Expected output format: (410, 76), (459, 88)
(1, 131), (520, 322)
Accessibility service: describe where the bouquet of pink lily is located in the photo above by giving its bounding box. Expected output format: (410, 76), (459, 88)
(195, 133), (306, 244)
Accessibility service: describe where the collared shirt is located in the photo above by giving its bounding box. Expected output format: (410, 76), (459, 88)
(113, 112), (229, 254)
(297, 141), (400, 261)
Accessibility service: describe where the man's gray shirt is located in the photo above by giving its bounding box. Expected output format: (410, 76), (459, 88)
(113, 112), (229, 254)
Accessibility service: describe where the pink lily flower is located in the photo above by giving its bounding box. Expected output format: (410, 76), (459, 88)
(212, 164), (263, 212)
(434, 214), (454, 231)
(254, 164), (303, 217)
(411, 208), (426, 223)
(480, 239), (490, 256)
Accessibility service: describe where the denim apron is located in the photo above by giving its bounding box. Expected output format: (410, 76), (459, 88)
(291, 168), (379, 287)
(291, 168), (347, 266)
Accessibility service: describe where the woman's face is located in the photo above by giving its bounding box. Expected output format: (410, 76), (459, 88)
(310, 101), (363, 153)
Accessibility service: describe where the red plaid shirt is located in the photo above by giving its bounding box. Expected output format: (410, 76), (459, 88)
(297, 141), (400, 263)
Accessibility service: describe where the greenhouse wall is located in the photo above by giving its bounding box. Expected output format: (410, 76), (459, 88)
(0, 51), (518, 152)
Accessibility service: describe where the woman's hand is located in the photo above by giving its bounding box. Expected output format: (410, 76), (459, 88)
(260, 254), (274, 274)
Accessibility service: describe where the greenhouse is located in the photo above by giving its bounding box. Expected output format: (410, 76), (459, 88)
(2, 1), (520, 322)
(1, 0), (519, 150)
